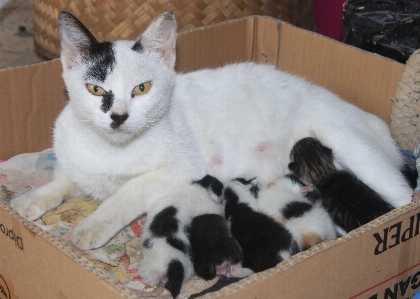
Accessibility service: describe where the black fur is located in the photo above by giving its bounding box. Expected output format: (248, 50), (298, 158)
(193, 175), (224, 197)
(165, 259), (185, 299)
(400, 159), (418, 190)
(100, 91), (114, 113)
(234, 178), (259, 198)
(143, 238), (152, 249)
(189, 276), (241, 299)
(289, 137), (394, 232)
(223, 187), (294, 273)
(188, 214), (243, 280)
(282, 201), (313, 219)
(132, 37), (144, 52)
(59, 12), (116, 98)
(318, 171), (394, 231)
(149, 206), (179, 237)
(289, 137), (335, 186)
(84, 41), (116, 82)
(167, 236), (190, 255)
(110, 112), (129, 129)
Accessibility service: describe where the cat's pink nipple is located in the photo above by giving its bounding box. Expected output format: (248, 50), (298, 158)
(212, 156), (223, 165)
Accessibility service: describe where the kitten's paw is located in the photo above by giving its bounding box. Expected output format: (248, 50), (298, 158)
(70, 216), (115, 250)
(10, 194), (49, 220)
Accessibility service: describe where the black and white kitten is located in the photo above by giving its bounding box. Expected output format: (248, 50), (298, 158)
(139, 176), (251, 298)
(288, 137), (395, 233)
(223, 179), (301, 273)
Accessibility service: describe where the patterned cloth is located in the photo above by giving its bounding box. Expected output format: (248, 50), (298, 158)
(0, 149), (221, 298)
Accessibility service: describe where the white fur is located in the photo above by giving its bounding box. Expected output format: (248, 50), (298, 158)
(139, 183), (223, 287)
(11, 12), (412, 250)
(257, 177), (337, 249)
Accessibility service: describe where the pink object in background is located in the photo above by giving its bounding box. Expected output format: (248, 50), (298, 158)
(314, 0), (347, 41)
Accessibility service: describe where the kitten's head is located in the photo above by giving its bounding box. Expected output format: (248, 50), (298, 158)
(58, 11), (177, 144)
(223, 178), (259, 209)
(288, 137), (336, 185)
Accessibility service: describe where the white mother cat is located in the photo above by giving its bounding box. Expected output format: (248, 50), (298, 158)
(11, 11), (412, 250)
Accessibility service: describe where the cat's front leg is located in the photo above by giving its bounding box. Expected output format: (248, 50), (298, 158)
(70, 169), (180, 250)
(10, 166), (80, 220)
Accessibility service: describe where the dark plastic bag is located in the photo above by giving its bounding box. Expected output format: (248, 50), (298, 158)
(343, 0), (420, 63)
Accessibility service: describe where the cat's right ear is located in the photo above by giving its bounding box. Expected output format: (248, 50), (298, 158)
(138, 12), (177, 70)
(58, 11), (98, 70)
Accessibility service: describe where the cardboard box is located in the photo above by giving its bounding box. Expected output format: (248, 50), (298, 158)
(1, 15), (420, 299)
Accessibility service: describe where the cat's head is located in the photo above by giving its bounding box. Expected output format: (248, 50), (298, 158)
(58, 11), (177, 144)
(288, 137), (336, 185)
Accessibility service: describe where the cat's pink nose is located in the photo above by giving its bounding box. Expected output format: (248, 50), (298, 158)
(110, 113), (129, 129)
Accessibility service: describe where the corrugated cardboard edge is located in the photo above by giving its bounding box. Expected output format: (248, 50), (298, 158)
(198, 201), (420, 299)
(0, 200), (140, 299)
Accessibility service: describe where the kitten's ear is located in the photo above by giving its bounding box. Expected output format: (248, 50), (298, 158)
(288, 162), (298, 173)
(322, 146), (333, 158)
(58, 11), (98, 70)
(139, 12), (177, 69)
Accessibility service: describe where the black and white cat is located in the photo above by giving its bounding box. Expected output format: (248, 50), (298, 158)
(223, 179), (300, 273)
(139, 176), (251, 298)
(11, 11), (412, 251)
(288, 137), (395, 233)
(225, 175), (337, 266)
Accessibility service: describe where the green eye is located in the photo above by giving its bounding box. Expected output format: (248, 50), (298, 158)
(86, 83), (105, 96)
(132, 82), (151, 97)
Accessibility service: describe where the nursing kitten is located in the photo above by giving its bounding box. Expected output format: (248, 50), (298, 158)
(139, 176), (249, 298)
(288, 137), (395, 233)
(235, 176), (338, 251)
(223, 179), (300, 273)
(11, 11), (411, 252)
(259, 175), (339, 248)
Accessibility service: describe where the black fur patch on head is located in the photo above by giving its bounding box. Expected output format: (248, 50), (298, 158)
(249, 184), (259, 199)
(194, 175), (224, 197)
(143, 238), (152, 249)
(188, 214), (243, 280)
(101, 91), (114, 113)
(149, 206), (179, 238)
(132, 37), (144, 52)
(234, 178), (252, 185)
(282, 201), (313, 220)
(84, 41), (116, 82)
(234, 177), (259, 198)
(289, 137), (336, 186)
(165, 259), (184, 299)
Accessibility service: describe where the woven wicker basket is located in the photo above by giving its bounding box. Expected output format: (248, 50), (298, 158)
(390, 49), (420, 153)
(33, 0), (315, 59)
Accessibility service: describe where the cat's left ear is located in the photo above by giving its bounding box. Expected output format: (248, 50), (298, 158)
(138, 12), (177, 69)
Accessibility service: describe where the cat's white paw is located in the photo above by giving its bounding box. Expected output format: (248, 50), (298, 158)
(10, 193), (49, 220)
(70, 215), (115, 250)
